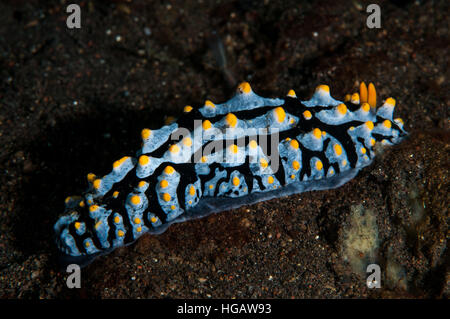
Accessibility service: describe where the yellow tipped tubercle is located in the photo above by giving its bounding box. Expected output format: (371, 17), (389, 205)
(313, 128), (322, 139)
(385, 97), (396, 106)
(394, 118), (404, 125)
(290, 139), (299, 149)
(337, 103), (347, 115)
(169, 144), (180, 154)
(139, 155), (150, 166)
(361, 102), (370, 112)
(160, 180), (169, 188)
(351, 93), (360, 104)
(141, 128), (151, 140)
(87, 173), (96, 183)
(229, 144), (239, 154)
(183, 137), (192, 147)
(138, 181), (147, 188)
(202, 120), (212, 130)
(365, 121), (374, 131)
(189, 185), (196, 196)
(334, 144), (342, 156)
(316, 160), (323, 171)
(113, 156), (129, 169)
(260, 158), (268, 168)
(237, 82), (252, 94)
(205, 100), (215, 108)
(225, 113), (238, 128)
(162, 193), (171, 202)
(93, 179), (102, 190)
(273, 107), (286, 123)
(303, 110), (312, 120)
(164, 165), (175, 175)
(316, 84), (330, 93)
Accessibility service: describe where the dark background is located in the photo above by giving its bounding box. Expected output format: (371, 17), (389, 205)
(0, 0), (448, 298)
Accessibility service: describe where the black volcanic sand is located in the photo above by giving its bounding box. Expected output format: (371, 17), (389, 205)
(0, 0), (448, 298)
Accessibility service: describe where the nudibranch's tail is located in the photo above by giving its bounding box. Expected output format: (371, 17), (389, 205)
(54, 81), (407, 266)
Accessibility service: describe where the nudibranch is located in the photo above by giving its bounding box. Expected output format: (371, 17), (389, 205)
(54, 81), (407, 266)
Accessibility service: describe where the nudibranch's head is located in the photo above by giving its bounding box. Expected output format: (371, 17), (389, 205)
(302, 81), (407, 146)
(350, 81), (408, 145)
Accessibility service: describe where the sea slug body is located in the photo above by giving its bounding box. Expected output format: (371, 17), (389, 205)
(54, 81), (407, 266)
